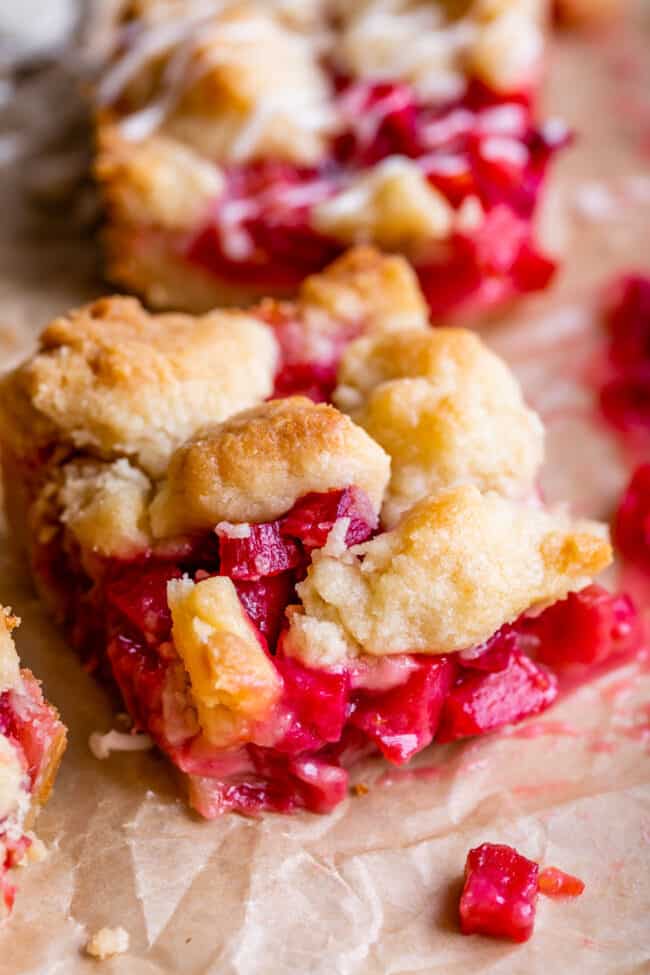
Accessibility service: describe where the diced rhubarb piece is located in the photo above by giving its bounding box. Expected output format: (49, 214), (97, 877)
(217, 522), (304, 581)
(107, 633), (167, 735)
(188, 161), (340, 290)
(600, 368), (650, 434)
(519, 585), (643, 670)
(275, 653), (350, 754)
(233, 573), (295, 649)
(286, 755), (349, 814)
(280, 487), (377, 552)
(437, 651), (557, 743)
(188, 749), (349, 818)
(272, 360), (339, 403)
(460, 843), (539, 942)
(104, 563), (182, 643)
(614, 464), (650, 573)
(333, 81), (420, 165)
(458, 625), (520, 673)
(604, 274), (650, 370)
(349, 656), (457, 764)
(538, 866), (585, 898)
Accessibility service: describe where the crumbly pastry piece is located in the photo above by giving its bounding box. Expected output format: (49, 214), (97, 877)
(0, 296), (278, 478)
(0, 249), (621, 819)
(94, 0), (562, 314)
(57, 458), (153, 559)
(0, 609), (66, 913)
(150, 398), (391, 536)
(285, 485), (611, 667)
(168, 576), (283, 748)
(334, 328), (544, 524)
(85, 926), (130, 960)
(296, 247), (430, 337)
(312, 157), (455, 258)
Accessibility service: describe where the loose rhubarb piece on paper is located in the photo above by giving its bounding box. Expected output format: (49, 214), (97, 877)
(460, 843), (539, 942)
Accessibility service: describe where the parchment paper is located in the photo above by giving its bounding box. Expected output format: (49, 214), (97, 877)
(1, 8), (650, 973)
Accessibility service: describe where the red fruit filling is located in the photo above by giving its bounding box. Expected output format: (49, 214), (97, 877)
(280, 486), (377, 551)
(0, 675), (63, 913)
(459, 843), (539, 942)
(437, 650), (558, 744)
(31, 479), (637, 817)
(0, 675), (62, 790)
(517, 584), (643, 673)
(604, 274), (650, 370)
(233, 574), (296, 647)
(349, 656), (457, 763)
(538, 866), (585, 898)
(186, 81), (567, 323)
(598, 274), (650, 438)
(216, 522), (303, 580)
(614, 464), (650, 574)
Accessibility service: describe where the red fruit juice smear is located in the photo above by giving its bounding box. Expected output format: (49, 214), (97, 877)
(538, 866), (585, 898)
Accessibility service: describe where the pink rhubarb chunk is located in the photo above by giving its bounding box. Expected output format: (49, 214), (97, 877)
(281, 488), (376, 552)
(217, 522), (303, 580)
(519, 584), (643, 671)
(460, 843), (539, 942)
(437, 651), (557, 743)
(615, 464), (650, 574)
(349, 656), (457, 763)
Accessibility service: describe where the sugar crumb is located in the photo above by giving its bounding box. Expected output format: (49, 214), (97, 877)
(85, 926), (129, 960)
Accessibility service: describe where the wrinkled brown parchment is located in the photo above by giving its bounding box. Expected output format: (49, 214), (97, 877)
(1, 8), (650, 973)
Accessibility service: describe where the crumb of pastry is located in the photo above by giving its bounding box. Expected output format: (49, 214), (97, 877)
(168, 576), (282, 748)
(97, 128), (225, 232)
(150, 397), (390, 536)
(352, 783), (369, 797)
(334, 328), (544, 525)
(0, 296), (279, 477)
(298, 246), (430, 335)
(284, 485), (613, 667)
(164, 5), (335, 166)
(312, 157), (454, 256)
(85, 926), (130, 960)
(57, 458), (152, 558)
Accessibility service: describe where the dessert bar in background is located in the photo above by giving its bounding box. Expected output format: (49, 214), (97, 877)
(94, 0), (568, 316)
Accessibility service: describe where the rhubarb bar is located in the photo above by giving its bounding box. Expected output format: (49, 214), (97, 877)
(0, 609), (66, 911)
(94, 0), (566, 316)
(0, 249), (630, 817)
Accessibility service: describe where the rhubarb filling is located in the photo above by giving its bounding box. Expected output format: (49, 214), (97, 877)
(0, 673), (64, 911)
(30, 486), (640, 818)
(179, 82), (568, 316)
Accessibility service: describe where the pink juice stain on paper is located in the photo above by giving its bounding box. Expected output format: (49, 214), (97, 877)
(506, 721), (582, 740)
